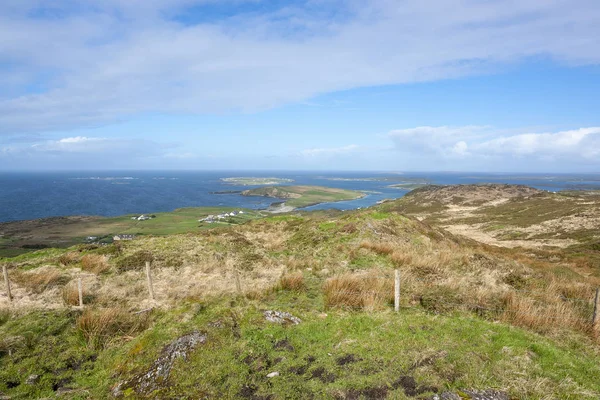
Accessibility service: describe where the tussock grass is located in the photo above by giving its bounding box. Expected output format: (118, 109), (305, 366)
(11, 267), (68, 293)
(81, 254), (110, 274)
(323, 271), (392, 311)
(359, 240), (395, 255)
(62, 282), (80, 306)
(501, 292), (592, 334)
(58, 251), (80, 266)
(76, 307), (150, 349)
(278, 272), (305, 291)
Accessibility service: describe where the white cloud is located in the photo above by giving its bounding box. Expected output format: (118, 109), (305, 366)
(1, 0), (599, 133)
(301, 144), (360, 157)
(388, 126), (600, 167)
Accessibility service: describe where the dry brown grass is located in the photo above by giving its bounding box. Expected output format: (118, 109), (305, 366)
(62, 282), (80, 306)
(58, 251), (80, 266)
(81, 254), (110, 274)
(500, 292), (592, 334)
(11, 267), (68, 294)
(76, 307), (150, 349)
(359, 240), (395, 255)
(278, 272), (305, 291)
(323, 271), (392, 311)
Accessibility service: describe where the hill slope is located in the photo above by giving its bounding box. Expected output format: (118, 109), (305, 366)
(1, 187), (600, 398)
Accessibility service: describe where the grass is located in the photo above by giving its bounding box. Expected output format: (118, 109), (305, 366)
(323, 271), (392, 311)
(10, 266), (69, 294)
(1, 188), (600, 398)
(81, 254), (110, 274)
(76, 307), (151, 350)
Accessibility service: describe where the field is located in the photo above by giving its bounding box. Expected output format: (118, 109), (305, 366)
(242, 185), (366, 209)
(0, 207), (262, 258)
(1, 184), (600, 398)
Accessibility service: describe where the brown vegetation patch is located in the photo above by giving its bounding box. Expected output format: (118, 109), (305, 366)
(278, 272), (305, 291)
(81, 254), (110, 274)
(58, 252), (80, 266)
(76, 307), (150, 349)
(11, 267), (68, 294)
(323, 272), (392, 311)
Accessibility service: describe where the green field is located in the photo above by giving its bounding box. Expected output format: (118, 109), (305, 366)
(0, 207), (263, 259)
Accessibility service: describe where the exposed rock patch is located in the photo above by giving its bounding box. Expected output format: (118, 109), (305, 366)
(263, 310), (301, 325)
(112, 331), (206, 397)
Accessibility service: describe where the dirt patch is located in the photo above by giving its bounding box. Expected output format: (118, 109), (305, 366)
(273, 339), (295, 352)
(310, 367), (336, 383)
(336, 354), (361, 366)
(288, 365), (308, 375)
(391, 375), (438, 397)
(341, 386), (389, 399)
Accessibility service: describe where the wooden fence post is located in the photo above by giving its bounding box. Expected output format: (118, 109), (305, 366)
(2, 264), (12, 302)
(234, 268), (242, 294)
(78, 277), (83, 307)
(394, 269), (400, 313)
(145, 261), (155, 300)
(593, 288), (600, 329)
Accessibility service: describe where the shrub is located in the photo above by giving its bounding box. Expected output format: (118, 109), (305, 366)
(58, 251), (80, 266)
(278, 272), (305, 291)
(115, 251), (154, 272)
(323, 272), (392, 311)
(76, 308), (150, 349)
(81, 254), (110, 274)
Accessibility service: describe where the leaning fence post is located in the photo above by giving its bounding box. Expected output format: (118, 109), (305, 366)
(394, 269), (400, 313)
(593, 288), (600, 329)
(2, 264), (12, 302)
(78, 277), (83, 307)
(145, 261), (155, 300)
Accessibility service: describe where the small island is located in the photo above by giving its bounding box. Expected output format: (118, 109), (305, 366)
(221, 177), (294, 185)
(242, 185), (366, 212)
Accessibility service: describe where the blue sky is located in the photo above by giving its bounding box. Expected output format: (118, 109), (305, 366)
(1, 0), (599, 172)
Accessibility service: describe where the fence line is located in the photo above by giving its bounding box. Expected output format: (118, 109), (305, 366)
(1, 261), (598, 329)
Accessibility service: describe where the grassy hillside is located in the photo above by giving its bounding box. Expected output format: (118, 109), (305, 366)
(1, 186), (600, 398)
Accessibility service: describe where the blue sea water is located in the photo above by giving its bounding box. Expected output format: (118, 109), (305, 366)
(1, 171), (599, 223)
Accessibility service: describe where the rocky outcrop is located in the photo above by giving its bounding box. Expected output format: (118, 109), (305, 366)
(112, 331), (207, 397)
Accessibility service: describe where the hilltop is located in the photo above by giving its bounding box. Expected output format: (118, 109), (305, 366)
(386, 184), (600, 251)
(0, 184), (599, 398)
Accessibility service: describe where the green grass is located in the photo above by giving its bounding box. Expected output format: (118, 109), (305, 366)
(2, 292), (599, 399)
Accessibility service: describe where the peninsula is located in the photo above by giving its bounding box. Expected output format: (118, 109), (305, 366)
(241, 185), (366, 212)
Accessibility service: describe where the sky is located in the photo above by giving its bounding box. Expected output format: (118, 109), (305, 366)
(1, 0), (599, 172)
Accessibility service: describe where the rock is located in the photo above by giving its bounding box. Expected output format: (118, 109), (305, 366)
(431, 390), (509, 400)
(266, 371), (280, 378)
(25, 375), (40, 385)
(112, 331), (207, 397)
(264, 310), (301, 325)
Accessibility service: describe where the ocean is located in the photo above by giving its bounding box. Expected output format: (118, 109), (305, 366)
(1, 171), (599, 223)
